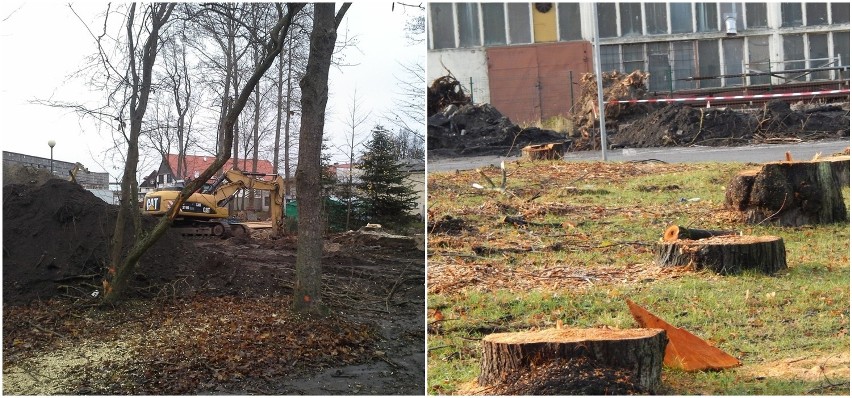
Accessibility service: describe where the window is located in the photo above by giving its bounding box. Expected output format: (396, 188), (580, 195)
(430, 3), (455, 49)
(622, 43), (645, 73)
(696, 3), (718, 33)
(719, 2), (744, 30)
(833, 31), (849, 79)
(158, 175), (164, 183)
(558, 3), (582, 41)
(482, 3), (506, 46)
(832, 3), (850, 24)
(597, 3), (617, 38)
(645, 3), (668, 34)
(747, 35), (771, 85)
(781, 3), (802, 27)
(782, 34), (805, 81)
(808, 33), (830, 80)
(670, 3), (693, 33)
(722, 38), (744, 86)
(507, 3), (532, 44)
(601, 45), (620, 73)
(806, 4), (828, 25)
(672, 41), (696, 90)
(745, 3), (767, 28)
(456, 3), (480, 48)
(620, 2), (642, 37)
(697, 40), (720, 88)
(647, 42), (670, 91)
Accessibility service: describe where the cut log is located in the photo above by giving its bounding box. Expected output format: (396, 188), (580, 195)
(479, 327), (667, 392)
(655, 235), (786, 274)
(627, 300), (741, 372)
(522, 142), (565, 160)
(724, 156), (849, 226)
(663, 225), (738, 242)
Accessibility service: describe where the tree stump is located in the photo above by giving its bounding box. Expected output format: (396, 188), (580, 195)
(479, 327), (667, 392)
(724, 156), (849, 226)
(522, 142), (565, 160)
(655, 235), (786, 274)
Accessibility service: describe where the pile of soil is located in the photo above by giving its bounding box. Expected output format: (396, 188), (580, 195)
(428, 103), (569, 158)
(2, 179), (194, 305)
(611, 100), (849, 148)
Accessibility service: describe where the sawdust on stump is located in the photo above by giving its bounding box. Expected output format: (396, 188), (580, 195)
(725, 156), (850, 226)
(655, 235), (787, 275)
(478, 327), (667, 393)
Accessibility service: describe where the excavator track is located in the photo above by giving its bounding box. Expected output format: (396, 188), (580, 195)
(171, 220), (253, 239)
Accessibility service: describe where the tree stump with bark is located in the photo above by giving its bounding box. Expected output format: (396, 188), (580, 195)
(478, 327), (667, 392)
(655, 235), (786, 274)
(522, 142), (565, 160)
(724, 156), (849, 226)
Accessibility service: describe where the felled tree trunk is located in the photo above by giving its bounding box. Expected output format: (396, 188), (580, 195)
(479, 328), (667, 392)
(725, 156), (849, 226)
(522, 142), (565, 160)
(655, 235), (786, 274)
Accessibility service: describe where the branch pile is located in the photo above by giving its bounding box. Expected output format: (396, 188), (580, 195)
(428, 75), (471, 117)
(572, 71), (652, 150)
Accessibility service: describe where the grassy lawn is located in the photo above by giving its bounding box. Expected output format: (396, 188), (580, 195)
(427, 160), (850, 395)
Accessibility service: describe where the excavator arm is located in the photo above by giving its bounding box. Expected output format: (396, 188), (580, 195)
(214, 169), (288, 235)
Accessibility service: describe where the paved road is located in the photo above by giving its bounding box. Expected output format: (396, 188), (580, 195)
(427, 138), (850, 172)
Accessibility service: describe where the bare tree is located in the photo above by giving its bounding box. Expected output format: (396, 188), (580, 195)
(104, 3), (306, 303)
(385, 5), (425, 143)
(337, 89), (371, 230)
(104, 3), (177, 303)
(293, 2), (351, 314)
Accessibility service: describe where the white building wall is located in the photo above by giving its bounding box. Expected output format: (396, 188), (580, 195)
(427, 48), (491, 104)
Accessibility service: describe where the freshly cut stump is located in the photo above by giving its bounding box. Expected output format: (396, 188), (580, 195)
(655, 235), (786, 274)
(522, 142), (565, 160)
(479, 327), (667, 392)
(724, 156), (849, 226)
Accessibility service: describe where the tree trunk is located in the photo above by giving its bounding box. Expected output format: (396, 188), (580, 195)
(294, 3), (342, 314)
(521, 142), (565, 161)
(478, 328), (667, 392)
(724, 157), (849, 226)
(663, 225), (738, 242)
(655, 235), (786, 274)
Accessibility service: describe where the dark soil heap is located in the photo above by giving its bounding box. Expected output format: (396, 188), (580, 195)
(428, 103), (568, 158)
(610, 100), (849, 148)
(2, 179), (194, 305)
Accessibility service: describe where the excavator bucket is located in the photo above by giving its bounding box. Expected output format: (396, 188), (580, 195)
(626, 299), (741, 372)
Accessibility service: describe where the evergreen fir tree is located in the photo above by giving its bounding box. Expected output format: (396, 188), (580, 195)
(357, 126), (419, 228)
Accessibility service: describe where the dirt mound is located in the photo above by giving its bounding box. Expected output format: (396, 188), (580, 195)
(2, 179), (196, 305)
(428, 103), (568, 158)
(610, 100), (849, 148)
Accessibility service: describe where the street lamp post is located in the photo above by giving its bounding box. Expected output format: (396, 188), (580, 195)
(48, 140), (56, 175)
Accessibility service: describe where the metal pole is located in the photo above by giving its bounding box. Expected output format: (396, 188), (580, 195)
(469, 77), (474, 103)
(569, 70), (574, 111)
(48, 140), (56, 175)
(592, 3), (607, 161)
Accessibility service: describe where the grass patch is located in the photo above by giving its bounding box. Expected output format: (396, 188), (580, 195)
(427, 161), (849, 395)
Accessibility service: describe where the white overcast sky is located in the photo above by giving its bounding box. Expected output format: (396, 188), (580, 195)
(0, 1), (424, 181)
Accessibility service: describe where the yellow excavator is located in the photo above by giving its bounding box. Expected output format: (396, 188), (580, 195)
(142, 169), (287, 237)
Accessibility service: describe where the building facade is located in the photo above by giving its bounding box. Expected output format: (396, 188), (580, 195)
(427, 2), (850, 123)
(3, 151), (113, 203)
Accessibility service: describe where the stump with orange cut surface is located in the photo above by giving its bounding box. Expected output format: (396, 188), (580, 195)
(478, 327), (667, 392)
(655, 234), (786, 275)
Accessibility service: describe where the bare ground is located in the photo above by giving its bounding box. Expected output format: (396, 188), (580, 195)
(2, 176), (425, 395)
